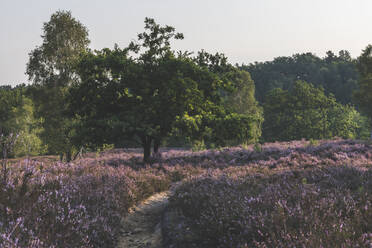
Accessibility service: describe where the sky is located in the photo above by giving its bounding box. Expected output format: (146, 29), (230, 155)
(1, 0), (372, 86)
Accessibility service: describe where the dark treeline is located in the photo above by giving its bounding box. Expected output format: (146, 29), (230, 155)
(241, 51), (359, 104)
(240, 50), (371, 141)
(1, 10), (372, 162)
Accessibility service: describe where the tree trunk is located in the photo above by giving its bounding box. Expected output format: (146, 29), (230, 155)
(142, 136), (152, 163)
(2, 148), (7, 228)
(153, 138), (161, 154)
(72, 147), (83, 161)
(66, 150), (72, 162)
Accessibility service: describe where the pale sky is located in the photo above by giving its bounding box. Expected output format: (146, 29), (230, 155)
(1, 0), (372, 85)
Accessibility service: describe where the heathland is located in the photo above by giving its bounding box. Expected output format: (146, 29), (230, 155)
(3, 10), (372, 247)
(2, 139), (372, 247)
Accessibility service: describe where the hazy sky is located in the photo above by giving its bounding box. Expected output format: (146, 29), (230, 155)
(1, 0), (372, 85)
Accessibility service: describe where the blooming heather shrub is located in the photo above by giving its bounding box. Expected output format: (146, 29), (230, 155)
(170, 167), (372, 247)
(84, 139), (372, 170)
(159, 139), (372, 169)
(0, 159), (196, 247)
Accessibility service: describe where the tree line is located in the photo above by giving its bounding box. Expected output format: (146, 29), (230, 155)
(241, 50), (359, 104)
(1, 10), (372, 162)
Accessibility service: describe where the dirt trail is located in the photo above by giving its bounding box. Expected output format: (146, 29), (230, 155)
(117, 191), (170, 248)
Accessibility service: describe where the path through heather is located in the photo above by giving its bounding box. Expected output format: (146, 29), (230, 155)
(117, 191), (170, 248)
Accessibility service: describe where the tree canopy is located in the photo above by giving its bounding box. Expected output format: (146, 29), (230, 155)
(241, 51), (359, 104)
(263, 81), (368, 141)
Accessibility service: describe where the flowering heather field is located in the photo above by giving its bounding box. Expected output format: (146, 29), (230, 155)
(0, 158), (200, 247)
(1, 139), (372, 247)
(169, 167), (372, 247)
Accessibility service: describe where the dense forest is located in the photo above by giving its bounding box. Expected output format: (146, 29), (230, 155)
(1, 10), (372, 162)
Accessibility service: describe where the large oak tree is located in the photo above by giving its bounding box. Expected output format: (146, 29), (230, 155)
(70, 18), (263, 162)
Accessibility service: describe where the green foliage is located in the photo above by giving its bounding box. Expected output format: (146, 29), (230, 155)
(354, 45), (372, 124)
(0, 85), (21, 158)
(253, 143), (262, 152)
(0, 86), (21, 134)
(222, 70), (259, 115)
(241, 51), (359, 104)
(191, 140), (207, 152)
(6, 12), (372, 162)
(177, 51), (264, 147)
(355, 115), (371, 140)
(0, 86), (45, 158)
(70, 19), (200, 161)
(175, 110), (263, 148)
(26, 10), (90, 160)
(210, 112), (263, 146)
(70, 18), (262, 161)
(26, 11), (89, 87)
(12, 97), (47, 157)
(97, 144), (115, 153)
(263, 81), (362, 141)
(301, 177), (308, 185)
(308, 139), (319, 147)
(95, 144), (115, 158)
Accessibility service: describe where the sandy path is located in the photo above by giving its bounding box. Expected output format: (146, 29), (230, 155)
(117, 191), (170, 248)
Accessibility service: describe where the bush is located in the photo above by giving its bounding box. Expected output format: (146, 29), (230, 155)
(192, 140), (206, 152)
